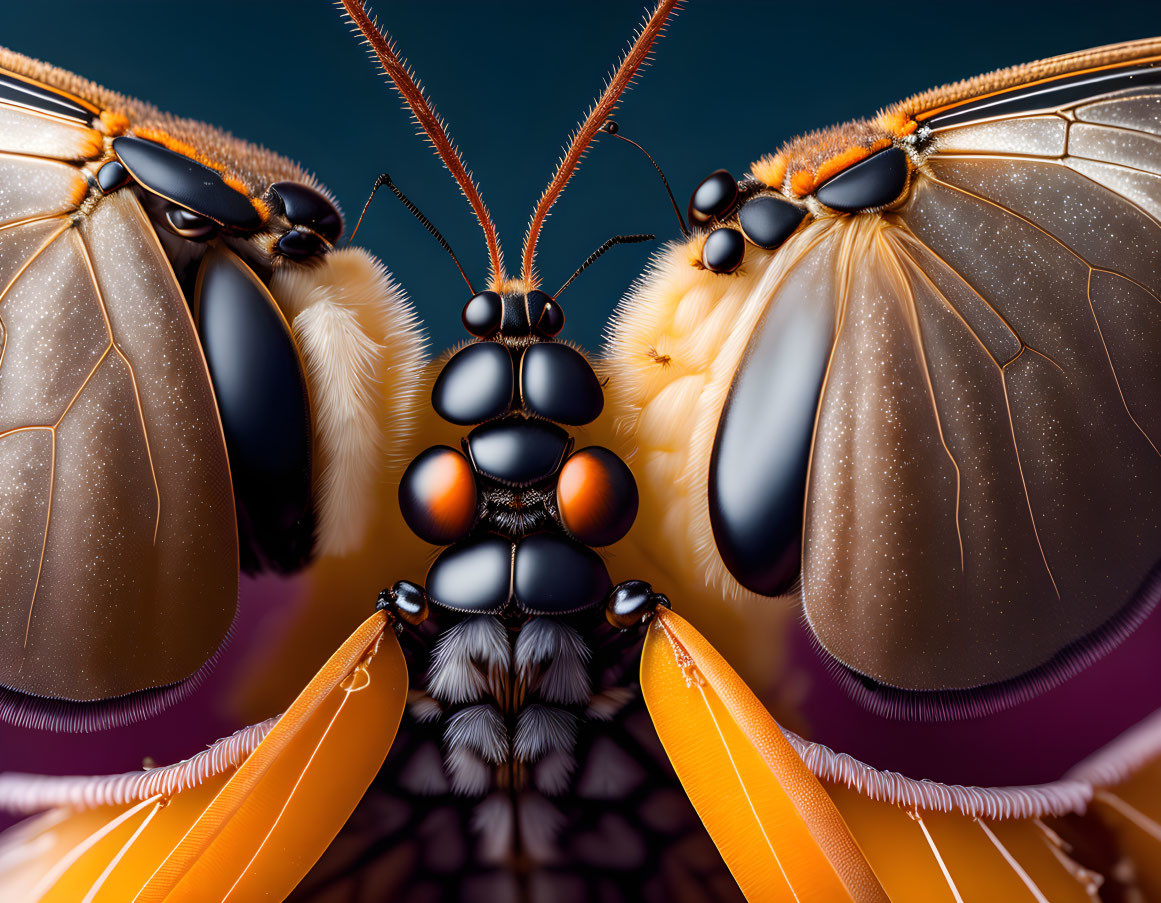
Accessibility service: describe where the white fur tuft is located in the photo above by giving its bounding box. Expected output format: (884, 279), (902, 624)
(270, 248), (426, 556)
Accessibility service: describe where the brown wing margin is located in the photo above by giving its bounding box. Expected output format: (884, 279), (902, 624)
(0, 71), (237, 719)
(802, 56), (1161, 700)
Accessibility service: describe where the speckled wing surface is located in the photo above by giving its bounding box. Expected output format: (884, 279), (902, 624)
(0, 65), (236, 704)
(605, 39), (1161, 697)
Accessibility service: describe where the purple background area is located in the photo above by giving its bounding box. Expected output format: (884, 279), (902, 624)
(0, 574), (307, 829)
(788, 599), (1161, 788)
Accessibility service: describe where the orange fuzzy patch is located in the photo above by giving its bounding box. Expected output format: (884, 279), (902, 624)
(877, 109), (917, 137)
(250, 196), (271, 222)
(67, 175), (89, 208)
(751, 153), (788, 190)
(99, 109), (129, 136)
(790, 168), (817, 198)
(78, 128), (103, 160)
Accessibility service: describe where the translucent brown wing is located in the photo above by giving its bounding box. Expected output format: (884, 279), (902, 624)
(603, 40), (1161, 703)
(0, 72), (236, 706)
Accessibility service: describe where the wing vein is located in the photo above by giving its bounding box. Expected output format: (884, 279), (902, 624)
(75, 226), (162, 543)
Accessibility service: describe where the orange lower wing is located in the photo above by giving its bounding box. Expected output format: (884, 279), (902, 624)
(641, 608), (887, 902)
(0, 610), (406, 903)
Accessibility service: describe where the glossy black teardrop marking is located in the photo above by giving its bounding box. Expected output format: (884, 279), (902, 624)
(815, 147), (909, 213)
(739, 196), (806, 250)
(925, 61), (1161, 130)
(112, 135), (263, 231)
(195, 247), (313, 573)
(426, 534), (513, 613)
(432, 341), (515, 425)
(520, 342), (604, 426)
(512, 533), (612, 615)
(688, 169), (738, 225)
(702, 227), (745, 273)
(268, 181), (343, 242)
(709, 266), (837, 596)
(96, 160), (131, 194)
(276, 229), (327, 260)
(0, 71), (92, 123)
(465, 419), (572, 486)
(462, 291), (504, 337)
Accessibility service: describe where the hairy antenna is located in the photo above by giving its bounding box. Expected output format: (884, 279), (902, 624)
(521, 0), (682, 287)
(341, 0), (506, 284)
(555, 233), (655, 298)
(349, 173), (475, 294)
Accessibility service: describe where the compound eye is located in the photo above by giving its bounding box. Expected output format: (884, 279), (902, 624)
(276, 229), (327, 261)
(164, 205), (219, 241)
(688, 169), (738, 225)
(702, 227), (745, 273)
(462, 290), (504, 337)
(536, 298), (565, 337)
(269, 181), (343, 243)
(399, 446), (478, 545)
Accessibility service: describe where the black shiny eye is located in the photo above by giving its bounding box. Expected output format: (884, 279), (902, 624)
(276, 229), (326, 260)
(524, 290), (563, 338)
(536, 298), (565, 337)
(164, 206), (218, 241)
(96, 160), (130, 194)
(702, 227), (745, 273)
(739, 196), (805, 250)
(269, 181), (343, 243)
(688, 169), (738, 225)
(815, 147), (910, 213)
(462, 291), (504, 337)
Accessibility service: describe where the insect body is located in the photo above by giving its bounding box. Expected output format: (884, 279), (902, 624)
(5, 4), (1161, 903)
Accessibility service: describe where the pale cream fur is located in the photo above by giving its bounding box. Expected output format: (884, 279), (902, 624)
(270, 249), (425, 556)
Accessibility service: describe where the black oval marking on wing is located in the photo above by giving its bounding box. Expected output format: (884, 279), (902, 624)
(465, 419), (572, 487)
(427, 533), (513, 613)
(513, 532), (612, 615)
(739, 196), (806, 250)
(0, 70), (92, 123)
(432, 341), (515, 425)
(709, 263), (837, 597)
(195, 248), (314, 573)
(520, 342), (604, 425)
(113, 136), (263, 230)
(924, 61), (1161, 129)
(815, 147), (909, 213)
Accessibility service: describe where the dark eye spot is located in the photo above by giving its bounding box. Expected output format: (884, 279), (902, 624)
(702, 227), (745, 273)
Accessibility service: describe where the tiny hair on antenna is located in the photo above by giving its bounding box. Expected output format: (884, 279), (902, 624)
(349, 172), (475, 294)
(522, 0), (683, 287)
(341, 0), (505, 285)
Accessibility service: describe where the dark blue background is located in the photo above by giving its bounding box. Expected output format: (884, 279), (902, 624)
(3, 1), (1160, 353)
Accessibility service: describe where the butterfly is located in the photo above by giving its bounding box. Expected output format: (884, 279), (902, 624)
(0, 1), (1160, 901)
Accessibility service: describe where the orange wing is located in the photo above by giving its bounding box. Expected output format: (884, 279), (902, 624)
(0, 611), (406, 903)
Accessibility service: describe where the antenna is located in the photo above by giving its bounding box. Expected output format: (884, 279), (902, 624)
(341, 0), (505, 285)
(521, 0), (683, 287)
(349, 172), (475, 294)
(555, 233), (654, 298)
(600, 120), (688, 235)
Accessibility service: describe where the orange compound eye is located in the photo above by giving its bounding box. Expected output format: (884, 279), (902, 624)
(556, 447), (639, 547)
(399, 446), (478, 545)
